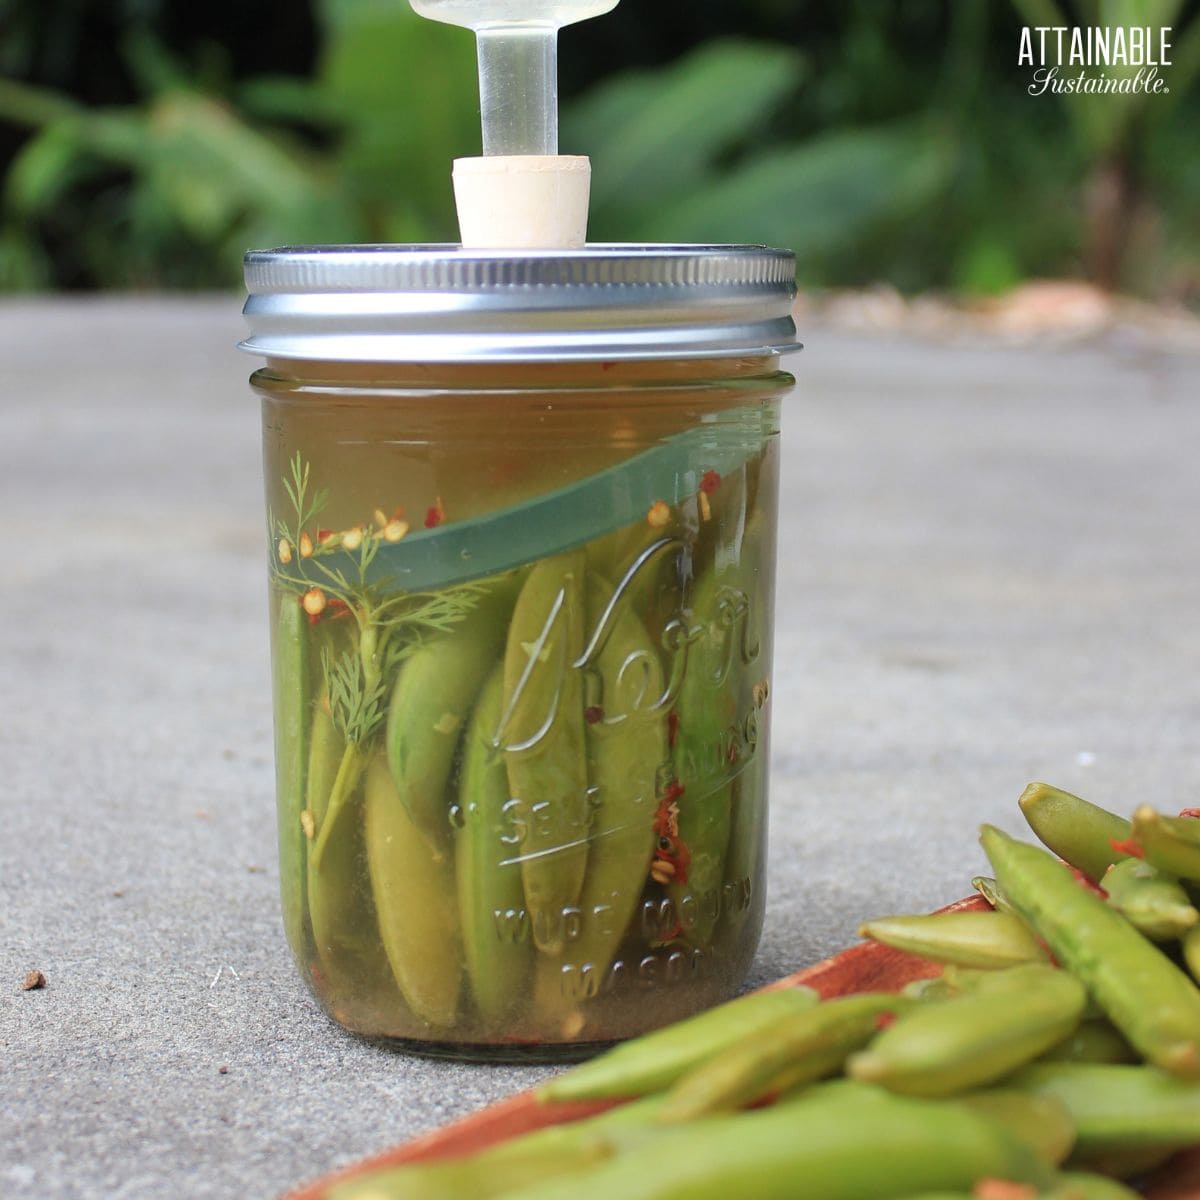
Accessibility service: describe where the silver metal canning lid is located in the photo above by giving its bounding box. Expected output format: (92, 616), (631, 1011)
(240, 243), (800, 363)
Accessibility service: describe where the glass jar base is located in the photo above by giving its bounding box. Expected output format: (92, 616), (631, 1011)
(362, 1034), (616, 1065)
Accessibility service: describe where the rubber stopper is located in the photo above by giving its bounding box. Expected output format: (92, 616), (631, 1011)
(453, 155), (590, 249)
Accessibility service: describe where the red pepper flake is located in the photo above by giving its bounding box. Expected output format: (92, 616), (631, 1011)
(1110, 836), (1145, 859)
(651, 791), (691, 888)
(671, 841), (691, 887)
(667, 710), (680, 749)
(654, 797), (680, 840)
(424, 497), (445, 529)
(699, 469), (722, 495)
(584, 705), (604, 725)
(726, 739), (741, 765)
(1068, 865), (1108, 899)
(654, 920), (685, 944)
(661, 778), (686, 805)
(874, 1010), (897, 1031)
(1180, 808), (1200, 819)
(316, 527), (333, 543)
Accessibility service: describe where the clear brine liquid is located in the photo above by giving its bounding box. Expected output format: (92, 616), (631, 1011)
(259, 363), (785, 1054)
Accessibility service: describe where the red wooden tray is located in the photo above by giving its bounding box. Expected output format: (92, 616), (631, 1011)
(286, 895), (1200, 1200)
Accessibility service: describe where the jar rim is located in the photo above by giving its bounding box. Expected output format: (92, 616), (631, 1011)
(241, 243), (801, 364)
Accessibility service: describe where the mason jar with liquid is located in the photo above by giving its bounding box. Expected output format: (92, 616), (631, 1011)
(242, 243), (799, 1058)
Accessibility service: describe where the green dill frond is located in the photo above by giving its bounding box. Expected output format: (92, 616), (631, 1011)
(321, 644), (389, 745)
(373, 581), (487, 632)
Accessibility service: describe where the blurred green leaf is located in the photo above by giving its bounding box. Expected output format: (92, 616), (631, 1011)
(639, 124), (952, 269)
(236, 76), (342, 128)
(0, 224), (51, 290)
(0, 3), (1196, 296)
(954, 235), (1025, 295)
(317, 0), (399, 36)
(122, 23), (190, 96)
(0, 69), (354, 284)
(566, 38), (805, 227)
(5, 123), (89, 215)
(316, 0), (477, 239)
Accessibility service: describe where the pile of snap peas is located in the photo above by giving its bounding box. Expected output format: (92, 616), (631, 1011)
(271, 452), (773, 1045)
(325, 783), (1200, 1199)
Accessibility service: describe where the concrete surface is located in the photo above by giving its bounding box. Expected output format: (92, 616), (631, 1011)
(2, 296), (1198, 1198)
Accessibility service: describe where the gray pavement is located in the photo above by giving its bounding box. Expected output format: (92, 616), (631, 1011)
(2, 296), (1199, 1199)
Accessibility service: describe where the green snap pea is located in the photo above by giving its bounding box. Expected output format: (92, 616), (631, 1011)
(665, 466), (754, 949)
(456, 660), (532, 1027)
(487, 1093), (667, 1160)
(326, 1137), (611, 1200)
(347, 1096), (668, 1199)
(535, 575), (668, 1027)
(952, 963), (1102, 1024)
(1185, 924), (1200, 983)
(1130, 805), (1200, 882)
(716, 513), (771, 947)
(364, 750), (463, 1028)
(510, 1082), (1058, 1200)
(331, 1096), (673, 1199)
(305, 693), (343, 826)
(1048, 1172), (1141, 1200)
(717, 729), (767, 948)
(1006, 1062), (1200, 1159)
(1017, 784), (1132, 884)
(586, 508), (682, 589)
(901, 976), (961, 1002)
(306, 690), (376, 982)
(955, 1091), (1075, 1168)
(324, 1103), (637, 1200)
(667, 570), (737, 946)
(1058, 1176), (1143, 1200)
(272, 593), (310, 955)
(658, 992), (912, 1121)
(1100, 856), (1199, 941)
(537, 986), (819, 1103)
(385, 590), (513, 847)
(858, 912), (1049, 970)
(899, 962), (1041, 1003)
(846, 963), (1086, 1097)
(668, 602), (739, 941)
(981, 825), (1200, 1078)
(500, 552), (589, 955)
(1039, 1019), (1137, 1066)
(972, 875), (1016, 914)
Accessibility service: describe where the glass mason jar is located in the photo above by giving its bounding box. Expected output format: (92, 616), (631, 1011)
(242, 245), (799, 1058)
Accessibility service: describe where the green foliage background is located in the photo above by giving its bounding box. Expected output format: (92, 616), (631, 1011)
(0, 0), (1197, 298)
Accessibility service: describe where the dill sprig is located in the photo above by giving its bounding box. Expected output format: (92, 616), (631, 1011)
(272, 452), (329, 549)
(270, 454), (487, 751)
(322, 646), (390, 745)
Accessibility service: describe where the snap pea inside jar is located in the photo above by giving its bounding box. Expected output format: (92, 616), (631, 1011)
(242, 0), (800, 1060)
